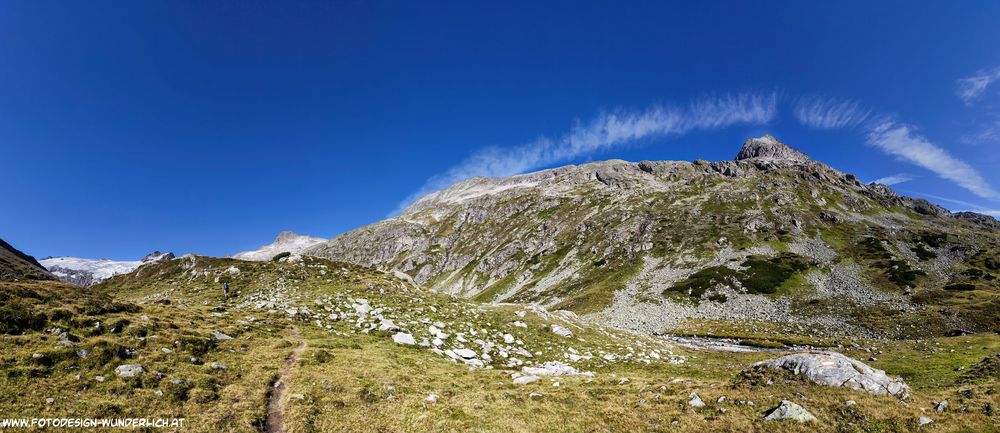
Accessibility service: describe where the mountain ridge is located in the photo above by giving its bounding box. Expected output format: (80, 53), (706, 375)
(40, 251), (174, 287)
(0, 237), (55, 281)
(305, 135), (999, 339)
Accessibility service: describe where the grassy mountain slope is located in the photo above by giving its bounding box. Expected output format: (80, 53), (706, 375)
(0, 237), (54, 281)
(0, 254), (996, 432)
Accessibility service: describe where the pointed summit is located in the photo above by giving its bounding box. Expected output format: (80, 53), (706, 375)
(232, 231), (326, 261)
(735, 134), (811, 162)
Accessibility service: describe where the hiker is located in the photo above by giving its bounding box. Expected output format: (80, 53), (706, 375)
(223, 282), (229, 297)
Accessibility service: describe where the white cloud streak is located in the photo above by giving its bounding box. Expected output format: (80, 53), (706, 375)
(867, 121), (1000, 200)
(956, 66), (1000, 105)
(871, 174), (912, 186)
(793, 96), (870, 129)
(394, 93), (777, 213)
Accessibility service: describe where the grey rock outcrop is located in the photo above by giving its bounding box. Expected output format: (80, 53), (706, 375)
(763, 400), (817, 422)
(114, 364), (144, 378)
(741, 352), (910, 399)
(735, 135), (811, 163)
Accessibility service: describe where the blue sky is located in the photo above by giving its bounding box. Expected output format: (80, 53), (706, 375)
(2, 1), (999, 259)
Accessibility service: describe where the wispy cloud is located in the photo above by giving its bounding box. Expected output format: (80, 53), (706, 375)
(967, 209), (1000, 217)
(956, 66), (1000, 105)
(896, 188), (992, 211)
(961, 120), (1000, 145)
(871, 174), (912, 186)
(867, 121), (999, 200)
(394, 93), (777, 213)
(793, 96), (870, 129)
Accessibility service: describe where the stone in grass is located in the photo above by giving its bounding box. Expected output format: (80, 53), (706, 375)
(688, 392), (706, 407)
(377, 319), (399, 332)
(513, 375), (540, 385)
(392, 333), (416, 345)
(425, 394), (438, 404)
(115, 364), (145, 378)
(550, 324), (573, 338)
(918, 416), (933, 427)
(210, 331), (233, 341)
(453, 348), (478, 359)
(209, 362), (228, 370)
(763, 400), (817, 422)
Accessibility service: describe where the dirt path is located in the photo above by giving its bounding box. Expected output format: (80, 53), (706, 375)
(265, 328), (305, 433)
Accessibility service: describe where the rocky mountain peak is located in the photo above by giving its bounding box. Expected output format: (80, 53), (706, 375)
(140, 251), (175, 265)
(233, 231), (326, 261)
(276, 231), (304, 242)
(735, 134), (811, 163)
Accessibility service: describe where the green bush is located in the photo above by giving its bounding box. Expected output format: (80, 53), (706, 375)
(272, 252), (292, 262)
(0, 303), (47, 335)
(911, 243), (938, 260)
(884, 260), (926, 287)
(663, 266), (737, 298)
(739, 253), (812, 294)
(663, 253), (813, 298)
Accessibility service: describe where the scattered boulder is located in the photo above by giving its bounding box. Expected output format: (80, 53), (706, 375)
(935, 400), (948, 412)
(377, 319), (399, 332)
(522, 361), (594, 377)
(115, 364), (145, 378)
(763, 400), (817, 422)
(740, 352), (910, 398)
(688, 392), (705, 408)
(425, 394), (438, 404)
(454, 348), (477, 359)
(550, 324), (573, 338)
(210, 331), (233, 341)
(513, 375), (540, 385)
(918, 416), (933, 427)
(392, 333), (416, 346)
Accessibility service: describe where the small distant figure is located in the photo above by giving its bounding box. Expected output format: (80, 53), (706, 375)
(223, 282), (230, 297)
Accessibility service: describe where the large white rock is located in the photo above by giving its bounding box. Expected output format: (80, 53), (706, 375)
(454, 348), (477, 359)
(742, 352), (911, 399)
(392, 333), (416, 345)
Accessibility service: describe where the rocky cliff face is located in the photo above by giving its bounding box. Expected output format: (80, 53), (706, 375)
(734, 134), (812, 162)
(306, 135), (1000, 338)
